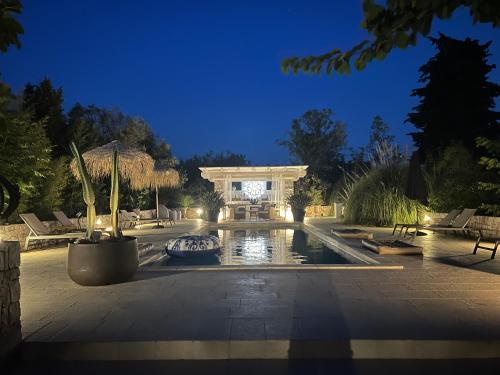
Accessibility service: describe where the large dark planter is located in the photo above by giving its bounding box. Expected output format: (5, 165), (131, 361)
(291, 208), (306, 222)
(67, 236), (138, 286)
(206, 210), (219, 223)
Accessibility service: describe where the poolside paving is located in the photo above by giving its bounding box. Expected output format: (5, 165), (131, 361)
(15, 218), (500, 359)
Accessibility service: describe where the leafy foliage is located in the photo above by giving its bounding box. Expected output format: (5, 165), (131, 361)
(277, 109), (346, 185)
(286, 191), (312, 210)
(23, 78), (67, 157)
(476, 136), (500, 215)
(179, 151), (249, 200)
(0, 82), (53, 218)
(200, 190), (225, 216)
(294, 175), (326, 205)
(0, 0), (23, 52)
(407, 34), (500, 160)
(282, 0), (500, 76)
(425, 143), (486, 212)
(341, 163), (423, 227)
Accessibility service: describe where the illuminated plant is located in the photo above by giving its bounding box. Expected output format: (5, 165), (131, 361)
(69, 142), (96, 241)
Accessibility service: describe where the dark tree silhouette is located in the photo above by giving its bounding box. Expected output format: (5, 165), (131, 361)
(406, 34), (500, 159)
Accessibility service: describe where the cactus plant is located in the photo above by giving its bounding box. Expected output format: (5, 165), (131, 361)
(109, 149), (121, 239)
(69, 142), (96, 241)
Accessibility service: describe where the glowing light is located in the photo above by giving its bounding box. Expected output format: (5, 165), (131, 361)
(196, 208), (203, 215)
(96, 218), (102, 225)
(423, 215), (431, 223)
(218, 210), (224, 222)
(105, 226), (112, 232)
(285, 207), (293, 221)
(242, 181), (266, 200)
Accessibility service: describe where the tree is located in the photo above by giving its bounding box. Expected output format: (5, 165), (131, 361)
(179, 151), (249, 199)
(277, 109), (346, 185)
(0, 82), (53, 216)
(0, 0), (23, 52)
(23, 78), (68, 156)
(406, 34), (500, 160)
(282, 0), (500, 76)
(476, 136), (500, 215)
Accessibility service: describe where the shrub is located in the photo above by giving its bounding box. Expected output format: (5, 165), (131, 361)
(286, 191), (312, 210)
(340, 164), (424, 227)
(200, 190), (225, 220)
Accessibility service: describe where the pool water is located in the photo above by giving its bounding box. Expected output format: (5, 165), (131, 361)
(160, 228), (353, 267)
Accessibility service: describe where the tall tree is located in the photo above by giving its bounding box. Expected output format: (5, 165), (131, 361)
(406, 34), (500, 159)
(0, 82), (53, 215)
(23, 78), (68, 156)
(282, 0), (500, 76)
(278, 109), (346, 184)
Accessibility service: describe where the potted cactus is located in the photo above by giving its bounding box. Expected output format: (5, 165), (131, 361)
(200, 191), (225, 222)
(286, 191), (312, 222)
(67, 142), (138, 286)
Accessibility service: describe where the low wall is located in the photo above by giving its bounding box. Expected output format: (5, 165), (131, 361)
(0, 241), (21, 360)
(305, 205), (336, 217)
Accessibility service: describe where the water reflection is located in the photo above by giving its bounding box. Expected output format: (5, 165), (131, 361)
(161, 229), (351, 267)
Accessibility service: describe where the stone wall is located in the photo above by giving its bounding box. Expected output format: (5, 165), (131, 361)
(0, 241), (21, 360)
(305, 205), (336, 217)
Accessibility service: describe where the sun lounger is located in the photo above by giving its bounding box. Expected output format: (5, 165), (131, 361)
(415, 208), (479, 238)
(473, 236), (499, 259)
(53, 211), (83, 231)
(120, 209), (171, 228)
(20, 213), (87, 249)
(393, 209), (461, 237)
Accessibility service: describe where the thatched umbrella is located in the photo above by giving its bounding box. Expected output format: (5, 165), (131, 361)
(70, 140), (155, 190)
(148, 165), (181, 221)
(71, 140), (180, 223)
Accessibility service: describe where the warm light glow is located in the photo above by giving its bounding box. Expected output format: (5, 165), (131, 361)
(218, 210), (223, 222)
(285, 207), (293, 221)
(105, 226), (112, 232)
(242, 181), (266, 200)
(96, 218), (102, 225)
(423, 215), (431, 223)
(196, 208), (203, 215)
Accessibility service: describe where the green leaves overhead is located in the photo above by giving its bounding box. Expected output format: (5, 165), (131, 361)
(282, 0), (500, 76)
(0, 0), (23, 52)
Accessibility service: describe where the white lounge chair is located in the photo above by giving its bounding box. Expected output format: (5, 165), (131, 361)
(20, 213), (86, 249)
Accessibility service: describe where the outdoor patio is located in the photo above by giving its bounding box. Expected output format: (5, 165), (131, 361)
(16, 218), (500, 361)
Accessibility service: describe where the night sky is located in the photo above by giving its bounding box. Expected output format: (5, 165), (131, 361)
(1, 1), (499, 164)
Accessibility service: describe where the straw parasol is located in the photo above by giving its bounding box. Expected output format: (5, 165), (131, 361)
(148, 165), (181, 220)
(70, 140), (155, 190)
(71, 140), (180, 222)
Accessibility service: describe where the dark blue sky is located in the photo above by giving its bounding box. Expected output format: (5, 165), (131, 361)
(1, 1), (499, 164)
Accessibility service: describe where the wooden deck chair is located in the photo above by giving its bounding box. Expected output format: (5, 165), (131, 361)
(53, 211), (82, 231)
(20, 213), (86, 249)
(393, 209), (461, 236)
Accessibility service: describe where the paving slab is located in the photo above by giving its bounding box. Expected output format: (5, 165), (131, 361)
(15, 218), (500, 359)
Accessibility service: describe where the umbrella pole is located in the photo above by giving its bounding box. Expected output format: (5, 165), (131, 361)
(153, 184), (164, 229)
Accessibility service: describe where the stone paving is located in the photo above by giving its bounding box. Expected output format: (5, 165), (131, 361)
(17, 218), (500, 346)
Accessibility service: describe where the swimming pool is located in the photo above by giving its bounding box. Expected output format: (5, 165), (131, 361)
(148, 228), (357, 267)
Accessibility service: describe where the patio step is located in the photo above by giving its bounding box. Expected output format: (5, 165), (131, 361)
(20, 339), (500, 360)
